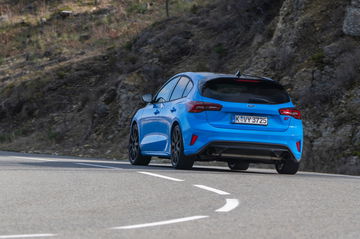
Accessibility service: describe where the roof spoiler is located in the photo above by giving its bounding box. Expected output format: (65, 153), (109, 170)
(235, 70), (274, 81)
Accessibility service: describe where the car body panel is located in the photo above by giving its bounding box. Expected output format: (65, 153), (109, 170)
(131, 72), (303, 162)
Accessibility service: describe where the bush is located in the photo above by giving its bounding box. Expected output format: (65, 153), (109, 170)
(47, 129), (64, 143)
(124, 40), (133, 51)
(0, 133), (12, 143)
(126, 2), (148, 14)
(311, 50), (325, 68)
(214, 44), (226, 56)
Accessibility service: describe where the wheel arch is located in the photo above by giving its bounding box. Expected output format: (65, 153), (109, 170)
(170, 120), (187, 151)
(171, 120), (180, 134)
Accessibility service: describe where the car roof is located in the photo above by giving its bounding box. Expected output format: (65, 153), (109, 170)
(175, 72), (274, 82)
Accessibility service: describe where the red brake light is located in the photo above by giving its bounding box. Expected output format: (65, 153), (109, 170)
(187, 101), (222, 113)
(279, 108), (301, 119)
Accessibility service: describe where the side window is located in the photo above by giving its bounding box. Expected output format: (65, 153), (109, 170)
(182, 80), (194, 97)
(170, 77), (190, 101)
(154, 77), (179, 103)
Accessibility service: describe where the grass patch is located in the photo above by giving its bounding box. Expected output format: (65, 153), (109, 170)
(47, 129), (64, 143)
(311, 50), (325, 68)
(0, 133), (12, 143)
(124, 40), (133, 51)
(126, 2), (148, 14)
(190, 4), (200, 14)
(56, 71), (67, 79)
(214, 43), (227, 56)
(353, 151), (360, 157)
(1, 82), (16, 97)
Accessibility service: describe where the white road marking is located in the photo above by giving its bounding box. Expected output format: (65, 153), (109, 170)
(0, 234), (56, 238)
(13, 156), (54, 162)
(215, 199), (240, 212)
(111, 215), (208, 230)
(75, 162), (119, 169)
(138, 171), (184, 182)
(193, 184), (230, 195)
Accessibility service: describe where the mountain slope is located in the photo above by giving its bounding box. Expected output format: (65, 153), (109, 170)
(0, 0), (359, 174)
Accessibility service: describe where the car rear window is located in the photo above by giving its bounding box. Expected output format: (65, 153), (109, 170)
(202, 78), (290, 104)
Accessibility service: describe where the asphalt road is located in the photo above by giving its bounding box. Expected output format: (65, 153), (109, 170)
(0, 151), (359, 239)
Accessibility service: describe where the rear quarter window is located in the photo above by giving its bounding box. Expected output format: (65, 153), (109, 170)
(170, 77), (189, 101)
(202, 78), (290, 104)
(182, 80), (194, 97)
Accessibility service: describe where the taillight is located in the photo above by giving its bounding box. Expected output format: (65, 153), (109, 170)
(279, 108), (301, 119)
(235, 79), (260, 83)
(187, 101), (222, 113)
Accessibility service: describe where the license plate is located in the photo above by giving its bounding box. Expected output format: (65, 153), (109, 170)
(234, 115), (268, 126)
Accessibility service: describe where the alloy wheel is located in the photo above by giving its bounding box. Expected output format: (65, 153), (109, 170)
(129, 126), (139, 163)
(171, 127), (182, 166)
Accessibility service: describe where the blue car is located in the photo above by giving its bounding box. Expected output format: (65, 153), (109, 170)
(129, 72), (303, 174)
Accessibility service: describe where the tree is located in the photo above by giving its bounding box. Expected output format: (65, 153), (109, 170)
(165, 0), (169, 17)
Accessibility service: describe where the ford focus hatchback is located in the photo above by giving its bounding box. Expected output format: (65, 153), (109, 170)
(129, 72), (303, 174)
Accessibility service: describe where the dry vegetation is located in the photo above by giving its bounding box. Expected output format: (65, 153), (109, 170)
(0, 0), (208, 88)
(0, 0), (358, 174)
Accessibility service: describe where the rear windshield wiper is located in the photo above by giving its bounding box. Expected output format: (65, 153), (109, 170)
(247, 98), (275, 104)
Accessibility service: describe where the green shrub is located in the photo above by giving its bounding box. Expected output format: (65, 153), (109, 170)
(214, 44), (226, 56)
(125, 54), (138, 64)
(56, 71), (67, 79)
(190, 4), (199, 14)
(127, 2), (148, 14)
(47, 129), (64, 143)
(1, 82), (15, 97)
(124, 41), (133, 51)
(14, 128), (29, 137)
(353, 151), (360, 157)
(194, 61), (209, 72)
(0, 133), (12, 143)
(311, 50), (325, 68)
(57, 6), (73, 12)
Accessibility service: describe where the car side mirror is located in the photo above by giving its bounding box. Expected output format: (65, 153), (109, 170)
(142, 94), (153, 103)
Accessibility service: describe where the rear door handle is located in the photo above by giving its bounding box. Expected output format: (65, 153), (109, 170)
(170, 108), (176, 113)
(154, 109), (160, 115)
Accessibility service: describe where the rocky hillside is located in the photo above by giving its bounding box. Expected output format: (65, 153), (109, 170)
(0, 0), (359, 175)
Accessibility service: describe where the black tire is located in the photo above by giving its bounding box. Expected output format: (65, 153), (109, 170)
(128, 124), (151, 166)
(275, 158), (299, 175)
(171, 125), (194, 170)
(228, 160), (250, 171)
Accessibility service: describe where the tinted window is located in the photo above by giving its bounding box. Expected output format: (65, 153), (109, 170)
(154, 77), (179, 103)
(183, 80), (193, 97)
(170, 77), (189, 101)
(202, 78), (290, 104)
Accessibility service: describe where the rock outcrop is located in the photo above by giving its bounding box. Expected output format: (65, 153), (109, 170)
(0, 0), (359, 174)
(343, 0), (360, 36)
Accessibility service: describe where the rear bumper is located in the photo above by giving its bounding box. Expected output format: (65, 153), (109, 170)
(190, 141), (297, 163)
(181, 120), (303, 161)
